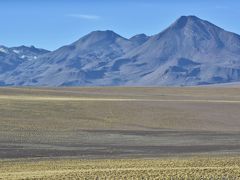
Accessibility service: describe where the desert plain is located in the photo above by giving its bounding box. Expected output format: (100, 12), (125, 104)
(0, 87), (240, 179)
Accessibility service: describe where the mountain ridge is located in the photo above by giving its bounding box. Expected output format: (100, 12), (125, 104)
(1, 15), (240, 86)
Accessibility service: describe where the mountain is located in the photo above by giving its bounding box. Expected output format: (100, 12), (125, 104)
(0, 45), (23, 75)
(1, 15), (240, 86)
(129, 34), (149, 46)
(9, 45), (49, 61)
(0, 45), (49, 80)
(116, 15), (240, 86)
(1, 31), (137, 86)
(0, 45), (49, 85)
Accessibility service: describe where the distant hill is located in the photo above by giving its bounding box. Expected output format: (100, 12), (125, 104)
(0, 45), (49, 85)
(1, 16), (240, 86)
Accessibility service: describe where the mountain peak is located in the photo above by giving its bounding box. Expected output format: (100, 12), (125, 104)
(86, 30), (122, 38)
(170, 15), (204, 29)
(178, 15), (200, 20)
(130, 33), (148, 39)
(91, 30), (114, 34)
(130, 34), (149, 45)
(73, 30), (126, 46)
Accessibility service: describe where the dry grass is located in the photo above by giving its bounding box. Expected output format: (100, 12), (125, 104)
(1, 87), (240, 133)
(0, 156), (240, 179)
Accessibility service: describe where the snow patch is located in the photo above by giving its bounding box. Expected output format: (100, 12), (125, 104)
(13, 50), (20, 54)
(0, 48), (7, 53)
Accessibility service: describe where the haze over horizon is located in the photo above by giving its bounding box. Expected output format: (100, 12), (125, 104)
(0, 0), (239, 50)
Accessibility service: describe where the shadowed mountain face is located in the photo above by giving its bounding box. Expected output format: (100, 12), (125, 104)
(1, 15), (240, 86)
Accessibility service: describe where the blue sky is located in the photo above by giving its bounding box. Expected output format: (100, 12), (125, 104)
(0, 0), (239, 50)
